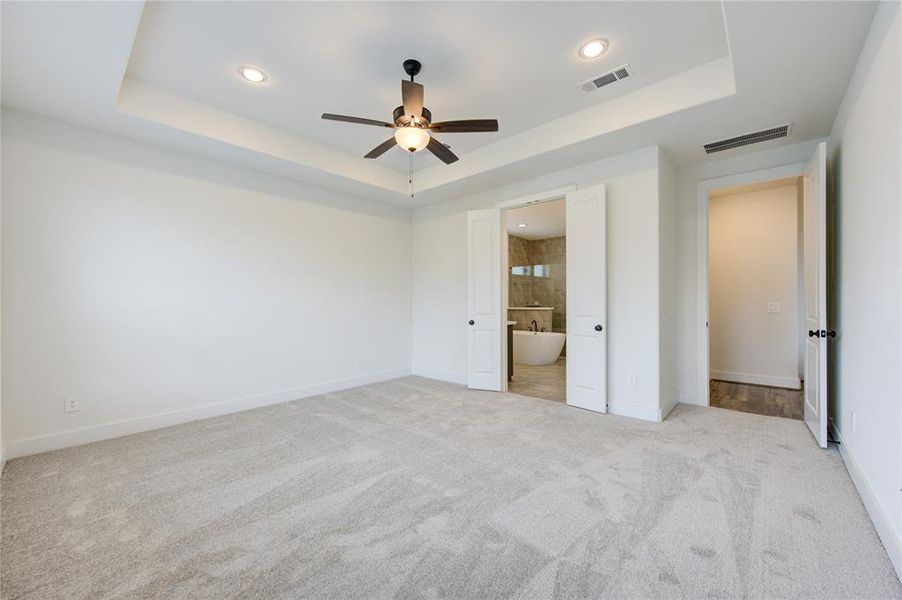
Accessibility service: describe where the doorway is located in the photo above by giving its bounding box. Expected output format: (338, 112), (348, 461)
(505, 199), (567, 402)
(466, 184), (608, 414)
(707, 176), (804, 419)
(697, 142), (830, 447)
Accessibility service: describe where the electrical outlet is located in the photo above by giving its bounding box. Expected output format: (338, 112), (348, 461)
(766, 302), (782, 314)
(627, 374), (637, 388)
(355, 355), (366, 366)
(64, 394), (81, 413)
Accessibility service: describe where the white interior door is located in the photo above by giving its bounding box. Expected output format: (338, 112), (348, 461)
(467, 209), (503, 391)
(803, 141), (828, 448)
(566, 184), (607, 412)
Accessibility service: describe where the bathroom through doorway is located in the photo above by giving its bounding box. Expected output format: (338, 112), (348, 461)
(467, 183), (606, 413)
(505, 198), (567, 402)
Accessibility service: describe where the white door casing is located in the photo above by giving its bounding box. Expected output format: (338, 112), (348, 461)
(696, 163), (808, 408)
(803, 141), (828, 448)
(566, 184), (607, 412)
(467, 209), (503, 391)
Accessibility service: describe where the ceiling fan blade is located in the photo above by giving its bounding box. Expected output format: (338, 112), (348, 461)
(427, 136), (458, 164)
(364, 137), (398, 159)
(322, 113), (395, 128)
(429, 119), (499, 133)
(401, 80), (424, 120)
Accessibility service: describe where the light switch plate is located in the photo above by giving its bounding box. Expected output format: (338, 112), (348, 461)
(766, 302), (782, 314)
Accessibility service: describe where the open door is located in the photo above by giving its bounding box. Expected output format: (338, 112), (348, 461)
(566, 184), (607, 413)
(467, 209), (503, 391)
(803, 141), (828, 447)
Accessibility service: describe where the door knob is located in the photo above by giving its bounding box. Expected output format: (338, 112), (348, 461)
(808, 329), (821, 338)
(468, 320), (475, 325)
(594, 324), (603, 331)
(827, 330), (837, 338)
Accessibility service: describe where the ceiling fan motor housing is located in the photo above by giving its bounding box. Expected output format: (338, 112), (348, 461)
(393, 105), (432, 127)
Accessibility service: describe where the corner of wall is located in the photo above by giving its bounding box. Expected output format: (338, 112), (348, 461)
(657, 148), (679, 418)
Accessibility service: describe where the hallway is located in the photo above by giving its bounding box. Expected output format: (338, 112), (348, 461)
(710, 379), (803, 420)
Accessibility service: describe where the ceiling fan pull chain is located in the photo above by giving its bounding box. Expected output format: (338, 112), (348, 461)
(409, 153), (414, 198)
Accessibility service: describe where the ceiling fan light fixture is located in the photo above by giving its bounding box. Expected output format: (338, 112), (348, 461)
(321, 60), (496, 165)
(237, 66), (267, 83)
(578, 38), (608, 59)
(394, 126), (430, 152)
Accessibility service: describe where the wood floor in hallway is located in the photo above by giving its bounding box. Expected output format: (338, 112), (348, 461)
(710, 379), (804, 420)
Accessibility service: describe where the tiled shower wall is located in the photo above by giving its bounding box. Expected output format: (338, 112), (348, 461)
(508, 235), (566, 332)
(509, 235), (532, 309)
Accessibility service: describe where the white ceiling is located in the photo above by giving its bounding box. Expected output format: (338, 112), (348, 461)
(126, 1), (728, 173)
(0, 1), (878, 209)
(507, 199), (566, 240)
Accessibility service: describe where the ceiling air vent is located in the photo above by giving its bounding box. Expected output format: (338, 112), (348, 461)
(580, 64), (632, 93)
(703, 124), (792, 154)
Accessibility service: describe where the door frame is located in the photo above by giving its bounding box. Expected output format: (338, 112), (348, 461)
(695, 163), (807, 407)
(495, 185), (576, 392)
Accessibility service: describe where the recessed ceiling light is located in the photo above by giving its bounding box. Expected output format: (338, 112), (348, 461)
(518, 223), (528, 228)
(237, 66), (267, 83)
(578, 38), (608, 60)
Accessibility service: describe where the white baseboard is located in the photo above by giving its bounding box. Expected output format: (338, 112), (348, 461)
(414, 370), (668, 424)
(829, 419), (902, 582)
(608, 400), (662, 422)
(0, 444), (6, 478)
(828, 417), (840, 444)
(4, 368), (411, 460)
(710, 370), (801, 389)
(661, 393), (679, 421)
(411, 367), (468, 385)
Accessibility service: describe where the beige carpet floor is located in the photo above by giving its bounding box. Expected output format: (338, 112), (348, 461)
(1, 376), (899, 599)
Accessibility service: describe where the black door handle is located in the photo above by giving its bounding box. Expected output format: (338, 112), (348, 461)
(468, 320), (475, 325)
(595, 324), (603, 331)
(808, 329), (821, 338)
(827, 330), (837, 338)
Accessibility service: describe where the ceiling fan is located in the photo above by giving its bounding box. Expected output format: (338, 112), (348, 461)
(321, 59), (499, 165)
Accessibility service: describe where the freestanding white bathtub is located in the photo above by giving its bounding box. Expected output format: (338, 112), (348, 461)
(512, 330), (566, 365)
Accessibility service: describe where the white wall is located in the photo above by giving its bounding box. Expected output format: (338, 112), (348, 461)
(1, 112), (413, 457)
(827, 1), (902, 579)
(674, 139), (823, 405)
(709, 183), (800, 388)
(658, 149), (678, 419)
(412, 147), (667, 421)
